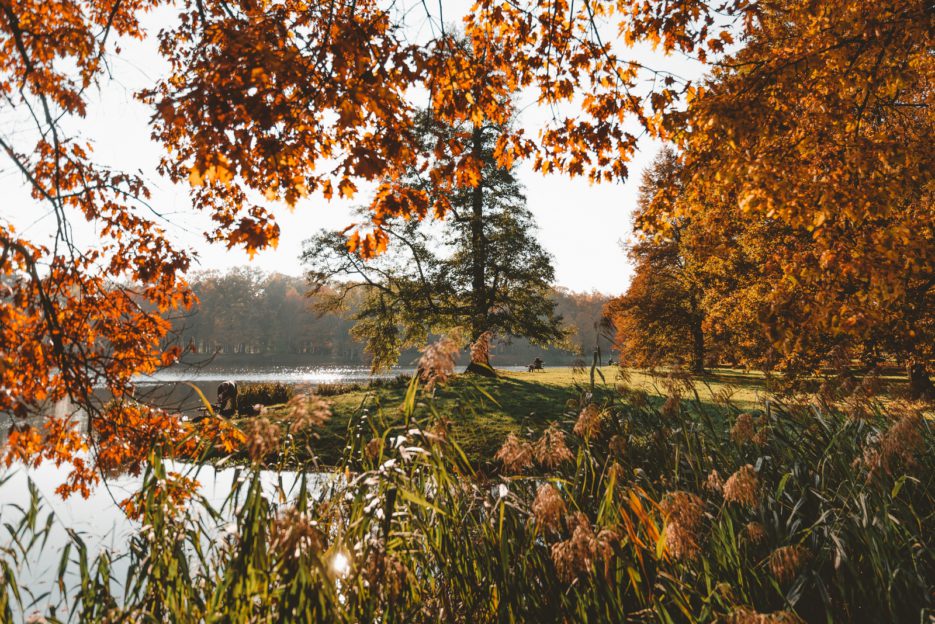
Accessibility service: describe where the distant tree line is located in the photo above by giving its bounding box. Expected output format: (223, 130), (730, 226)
(169, 268), (613, 367)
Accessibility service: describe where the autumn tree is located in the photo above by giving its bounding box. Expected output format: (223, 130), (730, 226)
(303, 111), (567, 373)
(656, 0), (934, 395)
(4, 0), (931, 495)
(606, 149), (712, 372)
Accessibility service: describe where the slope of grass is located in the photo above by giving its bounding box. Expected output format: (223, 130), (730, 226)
(252, 366), (767, 467)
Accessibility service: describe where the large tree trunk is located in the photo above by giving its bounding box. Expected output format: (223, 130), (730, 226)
(466, 123), (494, 378)
(907, 360), (934, 401)
(689, 300), (705, 374)
(690, 321), (705, 374)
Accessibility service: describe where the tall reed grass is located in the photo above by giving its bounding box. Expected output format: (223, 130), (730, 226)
(1, 371), (932, 622)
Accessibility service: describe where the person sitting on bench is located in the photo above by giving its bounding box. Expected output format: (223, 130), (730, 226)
(528, 357), (544, 372)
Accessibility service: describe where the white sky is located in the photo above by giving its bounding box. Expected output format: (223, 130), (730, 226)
(0, 2), (704, 295)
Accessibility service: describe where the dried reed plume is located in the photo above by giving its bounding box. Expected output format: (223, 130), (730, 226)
(743, 521), (768, 545)
(609, 434), (627, 459)
(418, 335), (460, 390)
(286, 393), (331, 433)
(660, 491), (705, 561)
(269, 507), (323, 559)
(661, 395), (680, 419)
(550, 512), (617, 582)
(730, 413), (757, 444)
(532, 483), (566, 533)
(495, 433), (533, 473)
(725, 607), (804, 624)
(573, 404), (603, 438)
(723, 465), (760, 508)
(768, 545), (809, 584)
(862, 410), (924, 479)
(244, 417), (282, 461)
(705, 469), (723, 494)
(534, 424), (574, 469)
(361, 548), (409, 601)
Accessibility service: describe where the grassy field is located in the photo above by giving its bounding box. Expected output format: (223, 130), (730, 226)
(249, 366), (770, 467)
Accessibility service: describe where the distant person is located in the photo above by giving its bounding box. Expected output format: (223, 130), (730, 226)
(217, 380), (238, 417)
(528, 357), (544, 372)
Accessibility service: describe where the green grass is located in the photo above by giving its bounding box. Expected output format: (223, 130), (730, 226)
(249, 366), (768, 467)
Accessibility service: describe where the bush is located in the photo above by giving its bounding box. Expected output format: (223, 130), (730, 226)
(314, 382), (365, 397)
(236, 382), (295, 413)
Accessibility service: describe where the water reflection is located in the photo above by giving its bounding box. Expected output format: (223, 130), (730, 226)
(0, 460), (331, 616)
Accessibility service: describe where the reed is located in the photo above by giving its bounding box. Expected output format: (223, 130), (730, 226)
(2, 368), (932, 622)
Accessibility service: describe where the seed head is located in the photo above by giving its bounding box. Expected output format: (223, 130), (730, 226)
(534, 424), (574, 469)
(660, 491), (704, 561)
(768, 545), (809, 584)
(549, 513), (616, 582)
(418, 336), (460, 390)
(705, 469), (723, 494)
(287, 393), (331, 433)
(269, 507), (323, 559)
(730, 413), (756, 444)
(362, 549), (408, 600)
(244, 417), (281, 461)
(743, 521), (768, 545)
(862, 410), (924, 479)
(495, 433), (533, 473)
(573, 404), (603, 438)
(726, 607), (804, 624)
(609, 434), (628, 459)
(532, 483), (566, 533)
(661, 395), (680, 419)
(723, 464), (760, 508)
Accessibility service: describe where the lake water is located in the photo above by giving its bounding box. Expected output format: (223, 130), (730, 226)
(0, 459), (333, 618)
(0, 362), (535, 616)
(130, 363), (529, 416)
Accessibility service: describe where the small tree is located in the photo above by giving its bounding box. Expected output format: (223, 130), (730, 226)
(303, 112), (567, 373)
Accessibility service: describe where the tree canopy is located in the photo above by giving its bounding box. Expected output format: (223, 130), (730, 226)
(1, 0), (931, 493)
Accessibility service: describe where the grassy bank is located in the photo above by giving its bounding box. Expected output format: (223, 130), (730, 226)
(240, 366), (768, 467)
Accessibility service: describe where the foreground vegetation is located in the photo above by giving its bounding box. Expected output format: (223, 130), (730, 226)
(232, 366), (919, 467)
(3, 363), (932, 622)
(230, 367), (758, 467)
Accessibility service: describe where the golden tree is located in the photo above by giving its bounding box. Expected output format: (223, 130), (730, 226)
(665, 0), (934, 394)
(2, 0), (931, 495)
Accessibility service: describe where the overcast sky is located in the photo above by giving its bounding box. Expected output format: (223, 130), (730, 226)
(0, 2), (703, 295)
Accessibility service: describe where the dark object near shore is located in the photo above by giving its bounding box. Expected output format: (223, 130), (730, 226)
(528, 358), (544, 372)
(217, 380), (238, 417)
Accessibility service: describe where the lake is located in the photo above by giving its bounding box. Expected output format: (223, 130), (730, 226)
(0, 458), (334, 619)
(0, 362), (534, 617)
(131, 363), (528, 416)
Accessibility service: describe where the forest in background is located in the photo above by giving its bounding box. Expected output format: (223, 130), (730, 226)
(170, 267), (614, 367)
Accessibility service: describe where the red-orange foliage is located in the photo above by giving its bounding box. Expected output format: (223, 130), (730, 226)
(2, 0), (929, 495)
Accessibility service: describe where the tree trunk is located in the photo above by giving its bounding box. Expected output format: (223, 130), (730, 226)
(466, 123), (493, 377)
(689, 304), (705, 374)
(465, 360), (497, 377)
(907, 360), (934, 401)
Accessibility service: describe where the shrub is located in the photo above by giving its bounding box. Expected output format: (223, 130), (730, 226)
(236, 382), (295, 413)
(314, 382), (364, 397)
